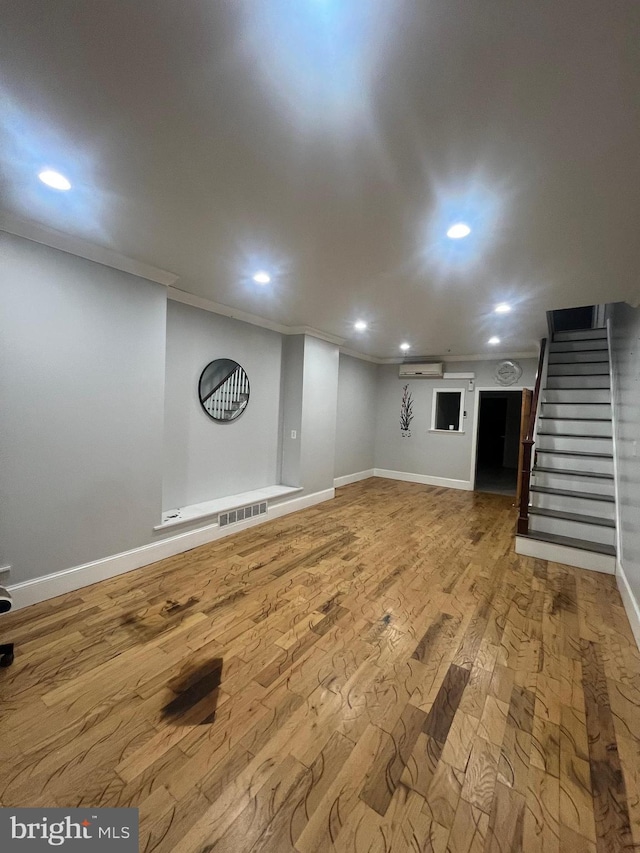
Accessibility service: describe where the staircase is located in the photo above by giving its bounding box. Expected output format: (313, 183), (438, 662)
(203, 366), (250, 421)
(524, 326), (617, 571)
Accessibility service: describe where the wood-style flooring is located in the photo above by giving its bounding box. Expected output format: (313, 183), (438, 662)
(1, 478), (639, 853)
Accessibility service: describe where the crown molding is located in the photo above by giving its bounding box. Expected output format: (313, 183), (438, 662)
(0, 212), (543, 360)
(167, 286), (289, 334)
(376, 350), (538, 364)
(167, 286), (347, 346)
(338, 346), (385, 364)
(0, 211), (179, 287)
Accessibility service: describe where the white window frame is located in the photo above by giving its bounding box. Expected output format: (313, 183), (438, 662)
(430, 387), (466, 434)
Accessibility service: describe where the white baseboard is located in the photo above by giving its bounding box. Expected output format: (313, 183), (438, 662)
(515, 535), (616, 574)
(616, 557), (640, 650)
(268, 488), (334, 518)
(334, 470), (375, 487)
(373, 468), (473, 491)
(7, 488), (334, 610)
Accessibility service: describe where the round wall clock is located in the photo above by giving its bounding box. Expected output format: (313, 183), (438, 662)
(495, 360), (522, 386)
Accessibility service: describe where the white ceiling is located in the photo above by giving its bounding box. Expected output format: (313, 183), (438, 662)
(1, 1), (639, 358)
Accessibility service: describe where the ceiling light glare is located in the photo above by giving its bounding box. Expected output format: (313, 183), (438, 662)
(400, 342), (410, 351)
(495, 303), (511, 314)
(446, 222), (471, 239)
(252, 271), (271, 284)
(38, 169), (71, 191)
(354, 320), (367, 331)
(488, 336), (501, 345)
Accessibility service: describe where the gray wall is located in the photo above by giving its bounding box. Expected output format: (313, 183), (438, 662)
(335, 354), (378, 478)
(0, 233), (167, 585)
(162, 301), (283, 508)
(610, 302), (640, 601)
(299, 336), (340, 493)
(374, 359), (538, 484)
(280, 335), (305, 487)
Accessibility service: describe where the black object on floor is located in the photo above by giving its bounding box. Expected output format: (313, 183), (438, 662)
(0, 643), (14, 667)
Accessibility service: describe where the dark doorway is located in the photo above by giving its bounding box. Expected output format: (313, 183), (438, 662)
(551, 306), (594, 332)
(475, 391), (523, 496)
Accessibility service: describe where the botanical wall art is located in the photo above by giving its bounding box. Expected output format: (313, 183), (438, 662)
(400, 384), (414, 437)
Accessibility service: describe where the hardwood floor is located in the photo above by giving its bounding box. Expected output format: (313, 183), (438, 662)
(1, 478), (639, 852)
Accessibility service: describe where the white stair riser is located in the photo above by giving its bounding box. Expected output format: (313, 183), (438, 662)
(548, 362), (609, 376)
(532, 471), (615, 496)
(550, 339), (608, 353)
(531, 491), (615, 519)
(536, 434), (613, 454)
(546, 375), (610, 389)
(541, 403), (611, 419)
(529, 515), (616, 546)
(549, 351), (610, 364)
(538, 419), (612, 437)
(542, 388), (611, 404)
(553, 329), (608, 342)
(535, 451), (613, 475)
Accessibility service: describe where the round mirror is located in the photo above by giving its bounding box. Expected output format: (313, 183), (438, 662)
(199, 359), (250, 422)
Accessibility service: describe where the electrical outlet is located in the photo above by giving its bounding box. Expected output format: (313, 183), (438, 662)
(290, 430), (297, 439)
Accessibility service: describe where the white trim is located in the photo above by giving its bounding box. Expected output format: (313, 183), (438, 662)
(606, 318), (623, 565)
(429, 429), (466, 435)
(616, 558), (640, 650)
(469, 386), (533, 489)
(334, 469), (375, 487)
(515, 535), (615, 574)
(431, 387), (465, 432)
(167, 287), (346, 346)
(374, 468), (473, 491)
(6, 488), (334, 611)
(1, 213), (179, 286)
(378, 351), (537, 364)
(154, 485), (302, 530)
(607, 322), (640, 650)
(338, 347), (383, 365)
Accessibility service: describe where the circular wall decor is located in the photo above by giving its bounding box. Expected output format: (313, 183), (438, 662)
(495, 360), (522, 386)
(199, 359), (250, 422)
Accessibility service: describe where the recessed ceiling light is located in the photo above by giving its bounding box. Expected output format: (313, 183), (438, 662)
(354, 320), (367, 331)
(252, 271), (271, 284)
(38, 169), (71, 191)
(495, 303), (511, 314)
(488, 336), (501, 345)
(446, 222), (471, 239)
(400, 342), (410, 351)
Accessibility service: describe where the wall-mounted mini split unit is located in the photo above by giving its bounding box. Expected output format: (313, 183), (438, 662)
(398, 362), (444, 378)
(219, 502), (267, 527)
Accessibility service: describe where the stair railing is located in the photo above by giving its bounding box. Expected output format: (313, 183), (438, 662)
(204, 366), (249, 419)
(517, 337), (547, 535)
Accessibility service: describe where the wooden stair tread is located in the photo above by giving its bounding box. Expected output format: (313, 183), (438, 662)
(533, 466), (614, 480)
(537, 432), (612, 438)
(549, 345), (608, 351)
(520, 530), (616, 556)
(548, 357), (611, 364)
(528, 506), (615, 528)
(536, 448), (613, 458)
(530, 485), (615, 502)
(539, 416), (611, 421)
